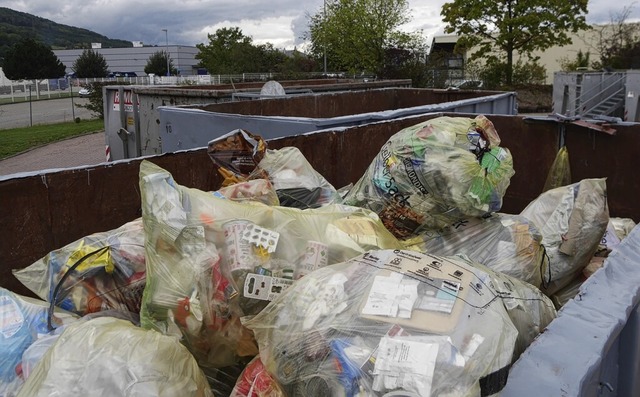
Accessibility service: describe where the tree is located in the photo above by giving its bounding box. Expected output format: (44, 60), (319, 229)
(72, 49), (109, 78)
(2, 38), (65, 80)
(559, 50), (591, 71)
(441, 0), (589, 85)
(306, 0), (425, 75)
(379, 47), (429, 87)
(196, 27), (294, 74)
(144, 51), (177, 76)
(196, 27), (256, 74)
(590, 6), (640, 70)
(276, 49), (319, 79)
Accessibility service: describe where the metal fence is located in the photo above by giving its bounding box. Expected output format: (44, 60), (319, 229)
(0, 72), (368, 103)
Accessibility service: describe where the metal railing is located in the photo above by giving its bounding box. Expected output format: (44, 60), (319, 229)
(565, 72), (626, 117)
(582, 86), (625, 117)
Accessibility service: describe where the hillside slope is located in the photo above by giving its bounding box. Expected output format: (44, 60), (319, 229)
(0, 7), (131, 60)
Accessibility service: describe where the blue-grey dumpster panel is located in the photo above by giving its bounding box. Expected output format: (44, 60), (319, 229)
(158, 92), (516, 154)
(502, 224), (640, 397)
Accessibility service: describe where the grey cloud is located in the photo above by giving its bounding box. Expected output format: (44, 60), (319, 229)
(2, 0), (624, 50)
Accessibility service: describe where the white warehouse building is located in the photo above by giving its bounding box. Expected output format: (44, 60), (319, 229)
(53, 45), (201, 77)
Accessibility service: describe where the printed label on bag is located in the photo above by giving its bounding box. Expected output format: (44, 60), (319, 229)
(0, 295), (24, 338)
(361, 273), (417, 318)
(414, 278), (460, 314)
(372, 337), (438, 396)
(243, 274), (293, 301)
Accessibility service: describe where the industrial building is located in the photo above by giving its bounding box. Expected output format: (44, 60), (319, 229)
(430, 23), (639, 84)
(53, 45), (201, 77)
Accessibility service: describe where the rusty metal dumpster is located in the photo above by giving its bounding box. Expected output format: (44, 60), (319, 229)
(1, 113), (639, 396)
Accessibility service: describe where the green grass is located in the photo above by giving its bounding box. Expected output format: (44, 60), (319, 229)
(0, 119), (104, 159)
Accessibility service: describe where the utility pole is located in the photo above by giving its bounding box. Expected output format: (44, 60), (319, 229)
(162, 29), (170, 77)
(323, 0), (327, 75)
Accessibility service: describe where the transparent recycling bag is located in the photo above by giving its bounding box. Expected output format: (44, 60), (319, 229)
(454, 255), (557, 359)
(402, 213), (548, 288)
(13, 219), (146, 318)
(251, 146), (341, 209)
(138, 160), (401, 372)
(542, 146), (571, 192)
(216, 179), (280, 207)
(17, 317), (213, 397)
(207, 129), (341, 209)
(0, 288), (76, 397)
(244, 249), (554, 397)
(521, 178), (609, 295)
(344, 115), (515, 238)
(230, 356), (285, 397)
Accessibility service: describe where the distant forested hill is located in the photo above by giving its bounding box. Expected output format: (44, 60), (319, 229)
(0, 7), (132, 60)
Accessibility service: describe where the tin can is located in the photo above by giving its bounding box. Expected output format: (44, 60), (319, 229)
(294, 241), (329, 280)
(223, 220), (255, 272)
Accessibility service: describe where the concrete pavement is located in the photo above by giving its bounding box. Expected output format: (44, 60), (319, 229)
(0, 131), (106, 177)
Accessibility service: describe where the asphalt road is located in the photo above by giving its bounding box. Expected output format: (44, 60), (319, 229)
(0, 96), (105, 177)
(0, 96), (96, 129)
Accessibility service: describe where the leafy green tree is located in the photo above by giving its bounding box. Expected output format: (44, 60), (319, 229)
(256, 43), (289, 72)
(196, 27), (256, 74)
(72, 49), (109, 78)
(306, 0), (425, 75)
(2, 38), (65, 80)
(144, 50), (177, 76)
(276, 49), (319, 79)
(441, 0), (589, 85)
(478, 58), (547, 88)
(196, 27), (295, 74)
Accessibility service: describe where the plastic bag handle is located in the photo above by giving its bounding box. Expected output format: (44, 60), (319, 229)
(47, 246), (110, 331)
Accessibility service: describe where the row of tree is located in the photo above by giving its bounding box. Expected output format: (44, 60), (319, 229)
(2, 0), (640, 87)
(1, 38), (177, 80)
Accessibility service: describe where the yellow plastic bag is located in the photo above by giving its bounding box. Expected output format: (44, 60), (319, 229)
(543, 146), (571, 192)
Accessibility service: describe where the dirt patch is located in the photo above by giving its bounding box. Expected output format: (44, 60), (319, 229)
(510, 84), (553, 113)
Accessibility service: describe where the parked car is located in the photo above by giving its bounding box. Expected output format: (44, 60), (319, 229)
(78, 87), (92, 98)
(108, 71), (138, 78)
(448, 80), (484, 90)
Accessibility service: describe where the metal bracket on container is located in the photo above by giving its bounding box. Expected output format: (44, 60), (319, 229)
(117, 128), (132, 158)
(523, 113), (617, 136)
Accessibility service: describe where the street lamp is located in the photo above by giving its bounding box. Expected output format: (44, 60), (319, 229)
(323, 0), (327, 75)
(162, 29), (170, 77)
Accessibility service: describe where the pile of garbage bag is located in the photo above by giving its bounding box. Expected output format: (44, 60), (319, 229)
(4, 115), (632, 397)
(138, 160), (400, 373)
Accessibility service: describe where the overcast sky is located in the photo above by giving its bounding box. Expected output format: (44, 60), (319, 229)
(0, 0), (637, 50)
